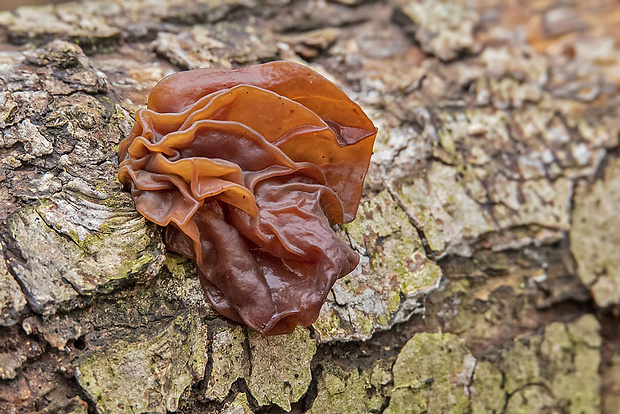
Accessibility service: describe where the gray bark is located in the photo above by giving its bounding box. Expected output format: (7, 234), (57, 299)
(0, 0), (619, 413)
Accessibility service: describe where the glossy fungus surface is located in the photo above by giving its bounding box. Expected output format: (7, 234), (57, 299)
(118, 61), (377, 335)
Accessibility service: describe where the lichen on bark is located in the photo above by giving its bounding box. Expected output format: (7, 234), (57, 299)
(0, 0), (619, 412)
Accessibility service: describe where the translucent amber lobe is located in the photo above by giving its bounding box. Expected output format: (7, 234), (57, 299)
(118, 61), (377, 335)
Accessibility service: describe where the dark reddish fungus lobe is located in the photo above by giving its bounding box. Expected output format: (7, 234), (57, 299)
(118, 61), (377, 335)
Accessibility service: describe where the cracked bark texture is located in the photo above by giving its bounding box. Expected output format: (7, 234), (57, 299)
(0, 0), (618, 413)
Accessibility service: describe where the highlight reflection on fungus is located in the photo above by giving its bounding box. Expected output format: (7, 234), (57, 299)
(118, 61), (377, 335)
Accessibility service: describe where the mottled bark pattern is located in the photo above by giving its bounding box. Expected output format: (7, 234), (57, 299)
(0, 0), (618, 413)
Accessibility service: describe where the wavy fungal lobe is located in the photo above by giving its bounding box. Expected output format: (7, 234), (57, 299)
(118, 61), (377, 335)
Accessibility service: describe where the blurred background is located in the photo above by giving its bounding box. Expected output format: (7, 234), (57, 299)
(1, 0), (69, 11)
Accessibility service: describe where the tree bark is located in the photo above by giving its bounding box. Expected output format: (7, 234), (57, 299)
(0, 0), (618, 413)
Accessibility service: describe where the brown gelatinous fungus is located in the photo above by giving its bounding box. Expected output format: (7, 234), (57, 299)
(118, 61), (377, 335)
